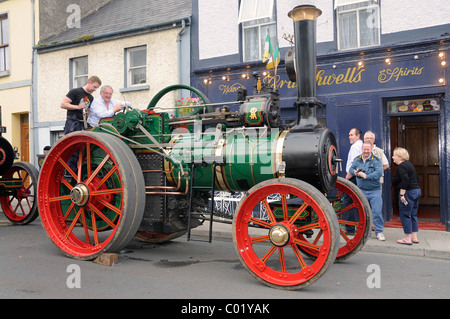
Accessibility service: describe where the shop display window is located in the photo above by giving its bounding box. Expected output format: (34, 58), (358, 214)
(387, 97), (441, 114)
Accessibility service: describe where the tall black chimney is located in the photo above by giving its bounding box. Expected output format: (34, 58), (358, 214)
(288, 5), (322, 131)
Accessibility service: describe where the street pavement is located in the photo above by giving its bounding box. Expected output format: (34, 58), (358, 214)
(190, 219), (450, 261)
(1, 214), (449, 261)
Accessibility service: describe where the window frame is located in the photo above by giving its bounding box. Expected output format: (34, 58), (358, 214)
(238, 0), (274, 24)
(0, 13), (10, 76)
(126, 45), (147, 87)
(70, 56), (88, 89)
(239, 0), (277, 62)
(336, 1), (380, 51)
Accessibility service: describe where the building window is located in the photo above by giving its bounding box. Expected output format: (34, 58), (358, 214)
(51, 130), (64, 145)
(238, 0), (276, 62)
(336, 0), (380, 50)
(71, 56), (88, 88)
(126, 46), (147, 86)
(0, 13), (10, 74)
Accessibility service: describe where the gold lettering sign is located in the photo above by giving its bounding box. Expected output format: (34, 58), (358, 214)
(219, 83), (245, 95)
(378, 67), (424, 83)
(216, 63), (425, 94)
(316, 65), (365, 86)
(263, 75), (297, 89)
(261, 65), (366, 89)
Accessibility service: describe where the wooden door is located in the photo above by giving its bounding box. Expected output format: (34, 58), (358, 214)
(404, 121), (439, 205)
(20, 114), (29, 163)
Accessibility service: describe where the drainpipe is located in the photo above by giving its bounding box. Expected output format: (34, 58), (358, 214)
(30, 0), (36, 166)
(177, 18), (187, 86)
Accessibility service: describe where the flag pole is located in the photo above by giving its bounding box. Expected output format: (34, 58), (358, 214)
(272, 41), (278, 92)
(268, 29), (277, 91)
(273, 45), (277, 91)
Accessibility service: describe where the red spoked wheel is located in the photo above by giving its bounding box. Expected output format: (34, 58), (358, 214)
(0, 162), (39, 225)
(232, 178), (339, 290)
(298, 177), (372, 262)
(38, 131), (145, 260)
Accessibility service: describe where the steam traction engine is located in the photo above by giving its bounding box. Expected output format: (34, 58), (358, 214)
(38, 5), (371, 290)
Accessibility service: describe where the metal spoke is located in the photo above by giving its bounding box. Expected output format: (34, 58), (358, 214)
(250, 235), (270, 243)
(249, 216), (272, 229)
(262, 199), (276, 223)
(88, 203), (117, 230)
(261, 245), (277, 263)
(85, 155), (110, 185)
(288, 202), (308, 225)
(58, 158), (78, 180)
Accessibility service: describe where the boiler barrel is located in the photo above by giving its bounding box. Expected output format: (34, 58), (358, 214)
(164, 127), (338, 194)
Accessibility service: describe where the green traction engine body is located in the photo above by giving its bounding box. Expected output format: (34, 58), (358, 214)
(37, 5), (373, 290)
(89, 82), (339, 238)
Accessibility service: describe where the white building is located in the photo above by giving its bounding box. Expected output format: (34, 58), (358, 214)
(33, 0), (192, 162)
(0, 0), (37, 163)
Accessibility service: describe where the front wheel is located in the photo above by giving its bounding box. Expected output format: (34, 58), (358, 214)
(232, 178), (340, 290)
(38, 131), (145, 260)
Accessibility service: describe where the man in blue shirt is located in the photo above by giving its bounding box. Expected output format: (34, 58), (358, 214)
(349, 141), (385, 241)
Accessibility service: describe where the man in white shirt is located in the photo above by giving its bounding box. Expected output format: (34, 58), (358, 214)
(343, 128), (363, 234)
(345, 128), (363, 181)
(87, 85), (123, 127)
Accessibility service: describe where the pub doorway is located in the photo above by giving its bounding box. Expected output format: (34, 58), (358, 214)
(388, 97), (442, 229)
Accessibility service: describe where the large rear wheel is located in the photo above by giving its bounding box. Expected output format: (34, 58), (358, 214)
(232, 178), (339, 290)
(38, 131), (145, 260)
(296, 177), (372, 262)
(328, 177), (372, 261)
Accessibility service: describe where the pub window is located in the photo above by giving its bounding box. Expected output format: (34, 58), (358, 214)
(238, 0), (277, 62)
(0, 13), (10, 75)
(126, 45), (147, 86)
(71, 56), (88, 88)
(335, 0), (380, 50)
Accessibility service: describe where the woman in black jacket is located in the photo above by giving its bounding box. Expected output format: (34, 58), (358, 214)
(392, 147), (421, 245)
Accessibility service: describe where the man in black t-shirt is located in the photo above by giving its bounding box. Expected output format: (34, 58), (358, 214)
(60, 76), (101, 175)
(61, 75), (102, 134)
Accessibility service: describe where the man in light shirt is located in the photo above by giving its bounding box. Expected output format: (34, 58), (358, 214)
(364, 130), (389, 186)
(88, 85), (124, 127)
(343, 128), (363, 234)
(345, 128), (363, 182)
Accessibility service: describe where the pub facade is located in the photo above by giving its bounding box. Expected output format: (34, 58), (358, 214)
(190, 0), (450, 229)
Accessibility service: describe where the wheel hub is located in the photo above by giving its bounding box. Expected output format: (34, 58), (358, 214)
(269, 224), (290, 247)
(70, 183), (90, 206)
